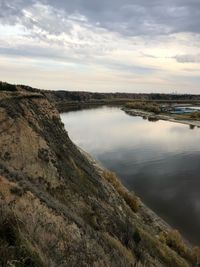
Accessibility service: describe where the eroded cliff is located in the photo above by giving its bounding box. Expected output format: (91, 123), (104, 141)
(0, 83), (198, 267)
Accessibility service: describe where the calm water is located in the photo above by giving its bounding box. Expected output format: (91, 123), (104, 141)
(61, 106), (200, 245)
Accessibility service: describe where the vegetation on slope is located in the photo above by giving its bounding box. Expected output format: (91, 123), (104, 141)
(0, 82), (199, 267)
(125, 101), (161, 114)
(103, 171), (139, 213)
(0, 82), (18, 92)
(190, 111), (200, 120)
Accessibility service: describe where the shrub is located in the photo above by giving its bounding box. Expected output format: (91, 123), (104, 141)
(159, 230), (189, 256)
(165, 230), (186, 254)
(192, 246), (200, 265)
(38, 148), (50, 163)
(103, 171), (139, 212)
(133, 228), (141, 245)
(190, 111), (200, 120)
(139, 227), (189, 267)
(125, 101), (161, 114)
(0, 82), (17, 92)
(123, 191), (139, 213)
(103, 232), (135, 264)
(10, 186), (24, 197)
(159, 230), (200, 264)
(3, 152), (11, 161)
(0, 201), (45, 267)
(0, 202), (18, 266)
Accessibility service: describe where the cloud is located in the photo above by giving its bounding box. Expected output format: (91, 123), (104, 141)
(174, 54), (200, 63)
(37, 0), (200, 37)
(0, 0), (200, 93)
(1, 0), (200, 37)
(0, 0), (34, 24)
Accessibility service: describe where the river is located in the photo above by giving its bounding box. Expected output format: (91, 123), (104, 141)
(61, 106), (200, 245)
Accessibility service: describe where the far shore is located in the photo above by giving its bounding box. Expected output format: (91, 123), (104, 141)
(123, 108), (200, 128)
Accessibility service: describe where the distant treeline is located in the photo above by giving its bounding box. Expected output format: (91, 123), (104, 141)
(1, 81), (200, 102)
(46, 90), (200, 102)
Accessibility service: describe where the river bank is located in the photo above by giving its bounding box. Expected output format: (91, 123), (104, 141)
(79, 146), (174, 237)
(123, 108), (200, 128)
(0, 82), (198, 266)
(78, 145), (197, 253)
(61, 106), (200, 247)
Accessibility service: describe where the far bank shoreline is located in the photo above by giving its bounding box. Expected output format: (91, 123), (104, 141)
(123, 108), (200, 128)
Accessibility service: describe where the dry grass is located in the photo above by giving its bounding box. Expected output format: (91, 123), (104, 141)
(103, 171), (139, 212)
(103, 232), (135, 263)
(160, 230), (187, 255)
(0, 199), (45, 267)
(138, 227), (189, 267)
(159, 230), (200, 265)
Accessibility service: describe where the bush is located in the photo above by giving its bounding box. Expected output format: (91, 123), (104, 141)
(159, 230), (188, 256)
(0, 82), (17, 92)
(0, 201), (44, 267)
(165, 230), (186, 254)
(190, 111), (200, 120)
(125, 101), (161, 114)
(192, 246), (200, 265)
(38, 148), (50, 163)
(133, 228), (141, 244)
(10, 186), (24, 197)
(3, 152), (11, 161)
(0, 202), (18, 266)
(103, 171), (139, 212)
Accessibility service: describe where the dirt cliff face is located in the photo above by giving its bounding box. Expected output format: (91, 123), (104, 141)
(0, 83), (198, 267)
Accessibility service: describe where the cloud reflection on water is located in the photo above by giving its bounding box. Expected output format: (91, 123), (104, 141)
(61, 106), (200, 245)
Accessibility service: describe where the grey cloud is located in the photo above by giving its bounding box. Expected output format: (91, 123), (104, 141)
(41, 0), (200, 36)
(0, 0), (34, 24)
(1, 0), (200, 37)
(0, 44), (104, 63)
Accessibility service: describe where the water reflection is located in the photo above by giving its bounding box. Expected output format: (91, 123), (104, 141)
(61, 106), (200, 245)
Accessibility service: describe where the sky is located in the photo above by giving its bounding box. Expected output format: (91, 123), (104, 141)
(0, 0), (200, 93)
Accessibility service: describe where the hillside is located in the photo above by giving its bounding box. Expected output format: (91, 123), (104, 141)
(2, 82), (200, 112)
(0, 82), (199, 267)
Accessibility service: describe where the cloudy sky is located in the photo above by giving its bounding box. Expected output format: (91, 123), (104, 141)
(0, 0), (200, 93)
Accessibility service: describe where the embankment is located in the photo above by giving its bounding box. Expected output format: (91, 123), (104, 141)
(0, 82), (199, 266)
